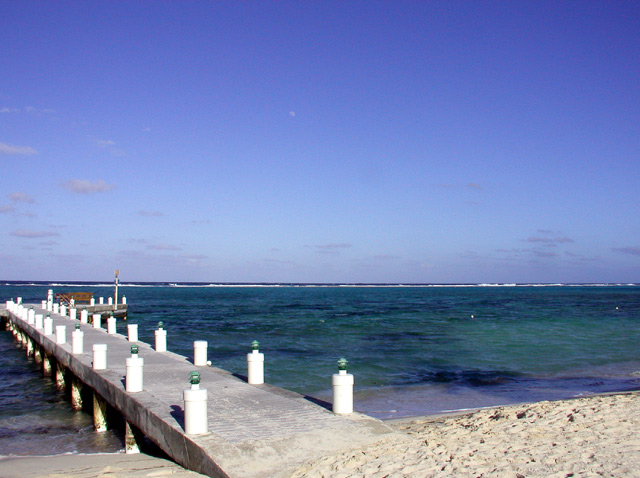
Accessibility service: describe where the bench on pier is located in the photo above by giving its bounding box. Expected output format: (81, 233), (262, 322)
(55, 292), (94, 306)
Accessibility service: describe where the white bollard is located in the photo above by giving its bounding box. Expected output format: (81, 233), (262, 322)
(127, 324), (138, 342)
(125, 345), (144, 392)
(41, 300), (47, 309)
(56, 325), (67, 344)
(60, 305), (67, 316)
(247, 340), (264, 385)
(53, 303), (59, 314)
(108, 296), (113, 306)
(193, 340), (208, 366)
(81, 310), (88, 323)
(72, 325), (84, 354)
(332, 358), (354, 415)
(155, 322), (167, 352)
(93, 314), (102, 329)
(35, 314), (44, 330)
(47, 290), (53, 304)
(184, 372), (208, 435)
(107, 316), (117, 334)
(69, 308), (77, 321)
(93, 344), (108, 370)
(28, 307), (35, 325)
(122, 296), (127, 305)
(99, 297), (104, 305)
(44, 315), (53, 335)
(90, 298), (95, 306)
(17, 296), (22, 304)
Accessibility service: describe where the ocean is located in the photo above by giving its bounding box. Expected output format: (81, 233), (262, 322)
(1, 282), (640, 456)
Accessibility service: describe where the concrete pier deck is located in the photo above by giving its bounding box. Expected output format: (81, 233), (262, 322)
(1, 304), (398, 478)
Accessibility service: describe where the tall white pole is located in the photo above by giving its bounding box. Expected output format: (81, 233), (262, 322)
(114, 269), (119, 311)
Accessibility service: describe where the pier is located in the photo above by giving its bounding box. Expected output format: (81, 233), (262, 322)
(0, 300), (397, 478)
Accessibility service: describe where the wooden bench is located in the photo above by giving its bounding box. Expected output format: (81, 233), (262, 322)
(55, 292), (94, 306)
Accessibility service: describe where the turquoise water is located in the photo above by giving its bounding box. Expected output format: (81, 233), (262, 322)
(2, 282), (640, 455)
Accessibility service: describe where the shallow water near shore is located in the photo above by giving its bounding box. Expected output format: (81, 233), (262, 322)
(2, 282), (640, 454)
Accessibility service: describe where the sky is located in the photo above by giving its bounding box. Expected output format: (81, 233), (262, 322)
(1, 1), (639, 283)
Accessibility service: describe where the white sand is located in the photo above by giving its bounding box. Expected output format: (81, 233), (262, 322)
(291, 391), (640, 477)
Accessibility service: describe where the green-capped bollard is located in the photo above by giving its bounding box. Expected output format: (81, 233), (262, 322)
(126, 344), (144, 392)
(72, 323), (84, 354)
(184, 371), (208, 435)
(155, 322), (167, 352)
(107, 313), (117, 334)
(332, 358), (354, 415)
(247, 340), (264, 385)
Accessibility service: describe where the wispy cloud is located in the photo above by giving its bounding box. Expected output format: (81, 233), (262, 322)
(138, 210), (164, 217)
(0, 107), (20, 113)
(93, 137), (125, 157)
(147, 244), (182, 251)
(0, 205), (15, 214)
(0, 141), (38, 155)
(9, 192), (35, 204)
(60, 179), (115, 194)
(10, 229), (59, 238)
(308, 243), (353, 255)
(612, 246), (640, 256)
(524, 236), (574, 244)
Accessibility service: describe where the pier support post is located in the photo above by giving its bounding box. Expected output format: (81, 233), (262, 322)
(125, 421), (142, 454)
(26, 338), (34, 357)
(193, 340), (208, 366)
(55, 362), (66, 392)
(71, 378), (83, 410)
(34, 346), (42, 365)
(93, 393), (108, 432)
(43, 354), (53, 377)
(247, 340), (264, 385)
(332, 358), (354, 415)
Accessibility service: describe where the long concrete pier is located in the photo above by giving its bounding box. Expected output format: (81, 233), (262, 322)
(1, 302), (398, 478)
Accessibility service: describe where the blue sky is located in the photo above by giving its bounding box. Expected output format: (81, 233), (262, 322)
(1, 1), (639, 283)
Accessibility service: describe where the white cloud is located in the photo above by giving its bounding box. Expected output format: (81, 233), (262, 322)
(96, 139), (116, 147)
(612, 246), (640, 256)
(60, 179), (116, 194)
(10, 229), (59, 238)
(147, 244), (182, 251)
(138, 210), (164, 217)
(9, 192), (35, 204)
(0, 107), (19, 113)
(0, 141), (38, 155)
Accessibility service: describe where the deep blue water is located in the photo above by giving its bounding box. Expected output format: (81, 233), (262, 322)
(2, 282), (640, 455)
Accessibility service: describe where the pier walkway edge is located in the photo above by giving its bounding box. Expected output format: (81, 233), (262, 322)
(1, 304), (398, 478)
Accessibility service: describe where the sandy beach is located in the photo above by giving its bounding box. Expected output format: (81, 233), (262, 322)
(2, 392), (639, 478)
(292, 391), (640, 477)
